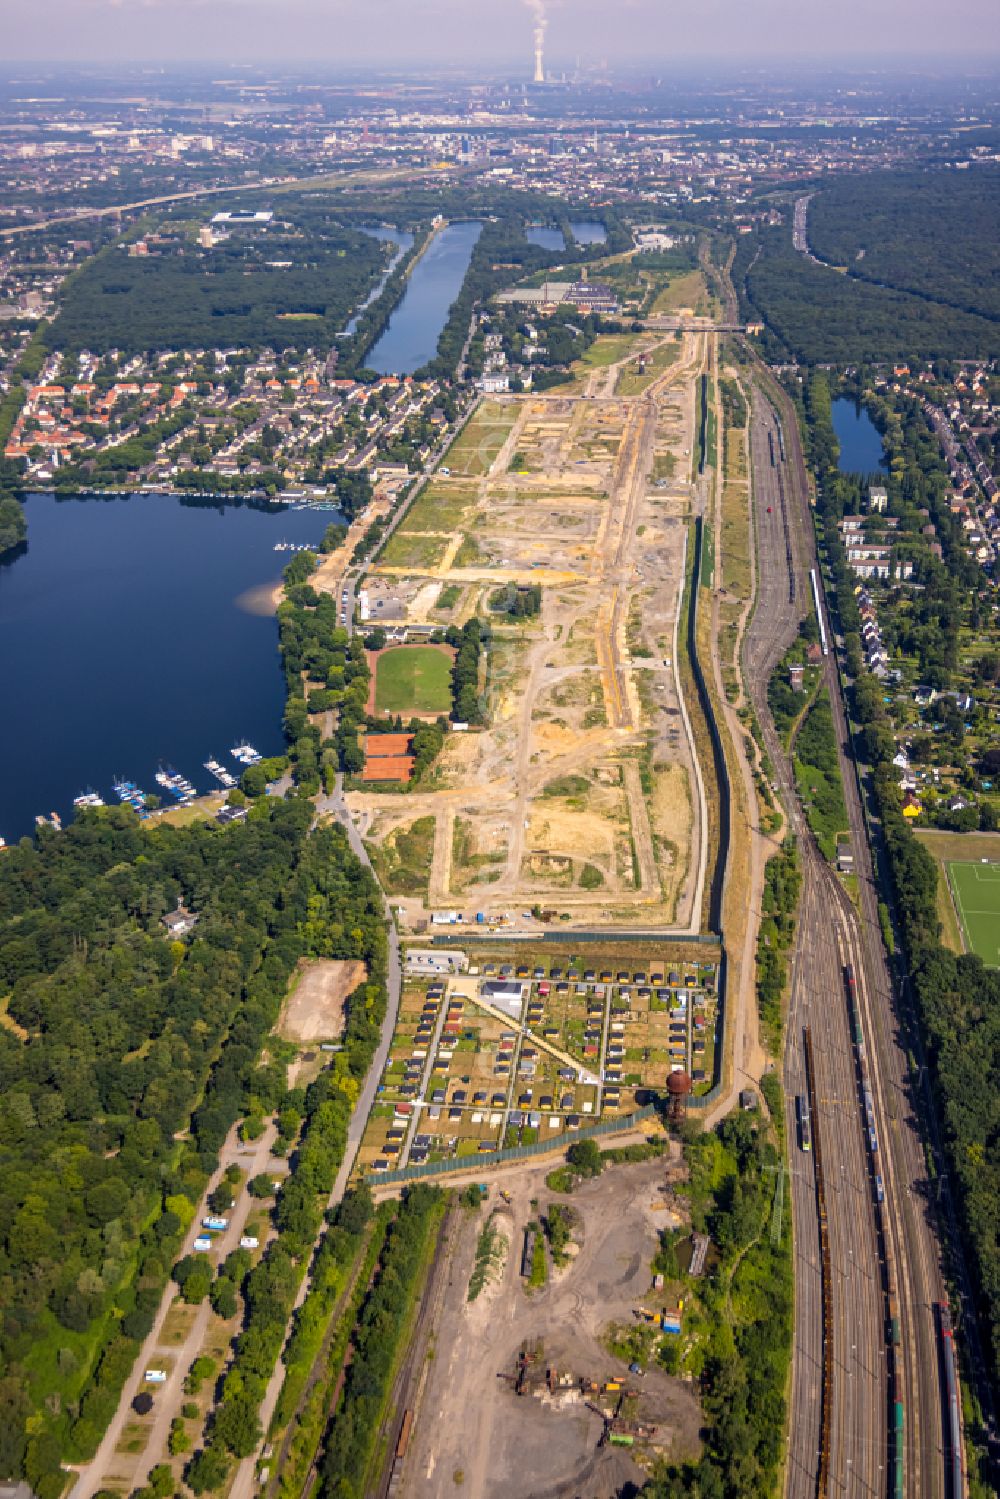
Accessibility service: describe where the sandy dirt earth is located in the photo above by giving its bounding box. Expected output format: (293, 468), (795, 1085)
(400, 1155), (702, 1499)
(276, 958), (367, 1042)
(351, 331), (709, 932)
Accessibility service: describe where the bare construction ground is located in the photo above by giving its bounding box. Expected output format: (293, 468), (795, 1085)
(353, 330), (710, 931)
(400, 1154), (702, 1498)
(276, 958), (367, 1042)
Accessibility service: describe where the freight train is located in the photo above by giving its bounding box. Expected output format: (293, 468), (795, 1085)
(844, 963), (903, 1497)
(937, 1305), (965, 1499)
(796, 1092), (812, 1152)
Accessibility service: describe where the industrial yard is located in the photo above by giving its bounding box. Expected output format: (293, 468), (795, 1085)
(389, 1153), (703, 1497)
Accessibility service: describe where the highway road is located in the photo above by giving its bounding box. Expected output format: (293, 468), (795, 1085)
(0, 163), (463, 241)
(742, 379), (949, 1499)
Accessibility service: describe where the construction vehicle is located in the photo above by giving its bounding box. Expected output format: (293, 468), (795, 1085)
(497, 1342), (543, 1396)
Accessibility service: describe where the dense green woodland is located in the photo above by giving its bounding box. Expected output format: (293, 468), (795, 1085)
(318, 1185), (443, 1497)
(0, 801), (388, 1486)
(45, 186), (623, 368)
(735, 225), (998, 364)
(47, 207), (384, 355)
(277, 566), (371, 784)
(755, 840), (801, 1051)
(807, 168), (1000, 323)
(0, 494), (26, 557)
(645, 1112), (792, 1498)
(799, 374), (1000, 1431)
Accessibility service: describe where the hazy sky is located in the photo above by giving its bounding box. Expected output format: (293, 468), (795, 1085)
(4, 0), (999, 67)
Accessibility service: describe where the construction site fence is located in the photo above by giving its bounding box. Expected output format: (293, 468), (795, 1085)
(427, 930), (723, 947)
(367, 1104), (659, 1186)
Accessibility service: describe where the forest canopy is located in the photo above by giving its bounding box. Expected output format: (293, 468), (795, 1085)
(47, 203), (385, 356)
(807, 167), (1000, 324)
(0, 800), (387, 1486)
(737, 223), (999, 365)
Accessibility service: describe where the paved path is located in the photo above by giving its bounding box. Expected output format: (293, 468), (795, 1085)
(229, 777), (403, 1499)
(70, 1122), (282, 1499)
(704, 351), (768, 1122)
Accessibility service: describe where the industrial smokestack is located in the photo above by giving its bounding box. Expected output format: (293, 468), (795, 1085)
(525, 0), (547, 83)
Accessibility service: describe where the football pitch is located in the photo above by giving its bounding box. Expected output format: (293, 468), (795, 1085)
(374, 645), (452, 715)
(947, 860), (1000, 966)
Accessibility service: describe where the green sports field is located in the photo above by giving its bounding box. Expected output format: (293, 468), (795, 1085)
(374, 646), (452, 715)
(947, 860), (1000, 966)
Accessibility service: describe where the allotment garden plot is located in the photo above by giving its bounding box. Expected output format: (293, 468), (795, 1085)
(355, 939), (722, 1179)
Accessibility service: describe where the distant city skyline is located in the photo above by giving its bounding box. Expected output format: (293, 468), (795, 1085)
(4, 0), (1000, 67)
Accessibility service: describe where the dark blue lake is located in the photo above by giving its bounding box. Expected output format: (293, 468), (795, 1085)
(832, 398), (888, 474)
(527, 225), (565, 251)
(570, 220), (607, 245)
(0, 492), (339, 840)
(368, 220), (482, 375)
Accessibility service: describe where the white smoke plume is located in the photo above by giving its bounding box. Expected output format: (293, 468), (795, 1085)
(525, 0), (547, 81)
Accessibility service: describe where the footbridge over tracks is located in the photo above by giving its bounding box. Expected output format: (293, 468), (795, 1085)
(641, 318), (747, 333)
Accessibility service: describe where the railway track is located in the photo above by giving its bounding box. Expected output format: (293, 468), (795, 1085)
(374, 1209), (458, 1499)
(740, 366), (959, 1496)
(743, 365), (953, 1497)
(802, 1025), (833, 1497)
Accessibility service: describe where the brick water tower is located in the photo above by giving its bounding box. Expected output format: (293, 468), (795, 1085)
(667, 1070), (692, 1124)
